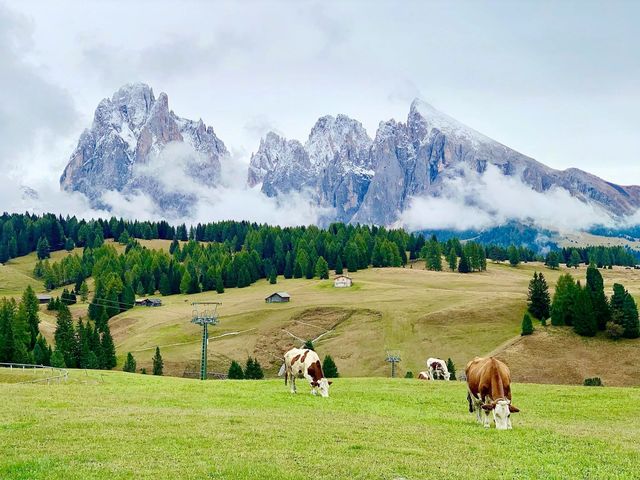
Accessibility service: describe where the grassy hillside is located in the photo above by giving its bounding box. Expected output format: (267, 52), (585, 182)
(2, 243), (639, 383)
(1, 371), (638, 479)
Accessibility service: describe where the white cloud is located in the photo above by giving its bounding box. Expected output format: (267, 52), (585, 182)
(399, 164), (619, 232)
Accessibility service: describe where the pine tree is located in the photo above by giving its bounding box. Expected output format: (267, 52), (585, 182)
(446, 358), (456, 380)
(315, 256), (329, 279)
(152, 346), (163, 375)
(610, 283), (627, 316)
(36, 236), (50, 260)
(54, 303), (76, 368)
(568, 249), (581, 269)
(447, 248), (457, 272)
(269, 268), (277, 285)
(572, 284), (597, 337)
(215, 272), (225, 294)
(527, 272), (550, 321)
(521, 312), (534, 336)
(335, 255), (343, 275)
(284, 251), (293, 279)
(586, 264), (610, 330)
(123, 352), (137, 373)
(244, 356), (264, 380)
(508, 245), (520, 267)
(79, 281), (89, 303)
(551, 273), (577, 326)
(458, 250), (470, 273)
(622, 293), (640, 339)
(21, 285), (40, 348)
(50, 349), (66, 368)
(228, 360), (244, 379)
(545, 251), (560, 269)
(180, 271), (191, 294)
(304, 339), (314, 350)
(100, 324), (117, 370)
(322, 355), (339, 378)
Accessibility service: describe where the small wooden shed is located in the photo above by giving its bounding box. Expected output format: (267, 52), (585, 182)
(333, 275), (353, 288)
(265, 292), (291, 303)
(37, 294), (52, 304)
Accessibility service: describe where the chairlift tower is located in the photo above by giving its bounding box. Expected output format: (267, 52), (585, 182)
(386, 351), (401, 378)
(191, 302), (221, 380)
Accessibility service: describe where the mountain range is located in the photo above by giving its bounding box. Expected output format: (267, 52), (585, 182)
(60, 83), (640, 228)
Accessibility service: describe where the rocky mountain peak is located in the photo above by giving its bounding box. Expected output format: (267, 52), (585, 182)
(60, 83), (228, 215)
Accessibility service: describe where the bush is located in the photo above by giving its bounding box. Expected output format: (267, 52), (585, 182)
(228, 360), (244, 379)
(404, 371), (413, 379)
(606, 321), (624, 340)
(322, 355), (339, 378)
(122, 352), (137, 373)
(446, 358), (457, 381)
(584, 377), (603, 387)
(303, 339), (314, 350)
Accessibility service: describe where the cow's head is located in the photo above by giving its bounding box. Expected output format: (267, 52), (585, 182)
(313, 378), (332, 397)
(482, 399), (519, 430)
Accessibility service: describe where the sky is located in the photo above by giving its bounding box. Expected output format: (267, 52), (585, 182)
(0, 0), (638, 225)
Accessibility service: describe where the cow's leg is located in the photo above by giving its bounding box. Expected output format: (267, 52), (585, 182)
(290, 374), (297, 394)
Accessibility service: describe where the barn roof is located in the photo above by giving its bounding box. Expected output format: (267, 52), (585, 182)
(266, 291), (290, 299)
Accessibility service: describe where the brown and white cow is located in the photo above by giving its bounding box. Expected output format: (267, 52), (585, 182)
(465, 357), (520, 430)
(417, 371), (430, 380)
(426, 357), (450, 381)
(281, 348), (332, 397)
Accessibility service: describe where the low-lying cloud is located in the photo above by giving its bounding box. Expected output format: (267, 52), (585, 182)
(399, 164), (624, 232)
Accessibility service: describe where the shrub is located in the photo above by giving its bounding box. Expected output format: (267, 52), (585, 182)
(404, 371), (413, 379)
(446, 358), (457, 381)
(583, 377), (603, 387)
(303, 339), (314, 350)
(605, 321), (624, 340)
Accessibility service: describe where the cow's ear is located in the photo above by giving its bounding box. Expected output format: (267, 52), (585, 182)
(509, 405), (520, 413)
(328, 381), (333, 385)
(481, 404), (495, 411)
(311, 381), (318, 387)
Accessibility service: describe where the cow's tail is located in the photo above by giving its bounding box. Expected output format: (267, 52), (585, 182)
(278, 363), (286, 384)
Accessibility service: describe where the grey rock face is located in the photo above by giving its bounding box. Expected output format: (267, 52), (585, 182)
(60, 83), (228, 214)
(248, 114), (373, 222)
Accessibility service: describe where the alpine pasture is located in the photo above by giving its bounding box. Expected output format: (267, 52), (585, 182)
(2, 242), (640, 478)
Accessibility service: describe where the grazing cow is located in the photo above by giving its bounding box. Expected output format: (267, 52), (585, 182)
(426, 357), (450, 381)
(465, 357), (520, 430)
(417, 371), (430, 380)
(281, 348), (332, 397)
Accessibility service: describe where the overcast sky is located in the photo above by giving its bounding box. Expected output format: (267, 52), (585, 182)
(1, 0), (639, 195)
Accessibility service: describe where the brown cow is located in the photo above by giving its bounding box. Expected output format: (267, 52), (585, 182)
(465, 357), (519, 429)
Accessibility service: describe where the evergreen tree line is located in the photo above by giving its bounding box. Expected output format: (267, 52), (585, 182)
(0, 286), (50, 365)
(420, 235), (487, 273)
(525, 265), (639, 338)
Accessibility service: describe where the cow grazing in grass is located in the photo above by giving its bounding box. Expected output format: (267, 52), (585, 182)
(281, 348), (332, 397)
(417, 371), (430, 380)
(465, 357), (519, 430)
(426, 357), (450, 381)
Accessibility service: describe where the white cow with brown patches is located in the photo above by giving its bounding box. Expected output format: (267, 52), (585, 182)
(282, 348), (332, 397)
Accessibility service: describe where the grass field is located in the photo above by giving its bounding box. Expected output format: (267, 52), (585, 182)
(1, 371), (639, 479)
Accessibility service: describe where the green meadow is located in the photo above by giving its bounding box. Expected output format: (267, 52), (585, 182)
(2, 371), (639, 479)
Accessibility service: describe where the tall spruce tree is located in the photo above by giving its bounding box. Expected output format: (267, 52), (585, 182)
(315, 256), (329, 279)
(152, 346), (163, 375)
(572, 284), (597, 337)
(527, 272), (551, 321)
(100, 324), (117, 370)
(622, 293), (640, 339)
(458, 250), (470, 273)
(585, 264), (610, 330)
(54, 303), (76, 368)
(335, 255), (344, 275)
(551, 274), (577, 326)
(508, 245), (520, 267)
(447, 248), (457, 272)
